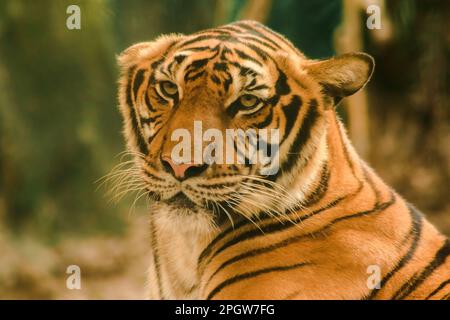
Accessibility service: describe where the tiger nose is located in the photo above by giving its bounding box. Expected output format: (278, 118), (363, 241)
(161, 156), (207, 180)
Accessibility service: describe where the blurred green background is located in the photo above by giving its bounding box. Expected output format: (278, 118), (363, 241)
(0, 0), (448, 298)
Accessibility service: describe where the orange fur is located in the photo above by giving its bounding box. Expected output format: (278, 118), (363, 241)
(117, 21), (449, 300)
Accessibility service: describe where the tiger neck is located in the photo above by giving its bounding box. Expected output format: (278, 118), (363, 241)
(300, 110), (367, 210)
(148, 204), (220, 299)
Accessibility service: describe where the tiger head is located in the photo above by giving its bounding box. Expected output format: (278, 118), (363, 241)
(117, 21), (374, 229)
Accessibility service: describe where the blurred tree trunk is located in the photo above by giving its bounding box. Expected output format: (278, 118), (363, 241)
(234, 0), (272, 22)
(0, 0), (122, 237)
(368, 0), (450, 233)
(334, 0), (391, 158)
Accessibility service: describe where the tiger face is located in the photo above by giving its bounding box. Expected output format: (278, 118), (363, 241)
(117, 21), (374, 226)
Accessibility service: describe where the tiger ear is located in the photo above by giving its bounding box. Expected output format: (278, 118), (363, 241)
(117, 34), (183, 71)
(306, 52), (374, 103)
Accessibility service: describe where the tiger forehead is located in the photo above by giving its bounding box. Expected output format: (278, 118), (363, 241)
(169, 44), (272, 72)
(151, 20), (297, 85)
(157, 43), (277, 92)
(178, 20), (295, 55)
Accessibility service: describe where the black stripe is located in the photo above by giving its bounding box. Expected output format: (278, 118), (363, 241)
(223, 73), (233, 93)
(178, 34), (232, 49)
(219, 45), (231, 60)
(233, 22), (282, 49)
(125, 67), (148, 154)
(333, 115), (364, 192)
(242, 42), (269, 61)
(365, 204), (423, 299)
(168, 54), (187, 74)
(183, 57), (210, 82)
(218, 25), (245, 34)
(167, 60), (177, 74)
(200, 29), (233, 36)
(225, 61), (260, 78)
(150, 124), (163, 142)
(133, 69), (146, 98)
(206, 262), (311, 300)
(181, 46), (212, 52)
(210, 74), (221, 85)
(247, 77), (258, 89)
(248, 79), (257, 88)
(254, 108), (273, 129)
(282, 95), (302, 140)
(198, 219), (253, 270)
(239, 35), (278, 51)
(251, 22), (299, 53)
(266, 69), (290, 107)
(197, 181), (238, 189)
(189, 57), (209, 70)
(362, 165), (381, 202)
(149, 219), (164, 299)
(392, 239), (450, 299)
(247, 84), (269, 91)
(425, 279), (450, 299)
(274, 68), (291, 95)
(313, 191), (395, 229)
(277, 100), (318, 177)
(174, 54), (187, 63)
(144, 89), (157, 113)
(283, 289), (303, 300)
(233, 48), (263, 66)
(226, 98), (243, 118)
(185, 70), (205, 82)
(213, 62), (228, 71)
(236, 64), (260, 77)
(141, 114), (161, 124)
(143, 170), (166, 182)
(302, 163), (330, 207)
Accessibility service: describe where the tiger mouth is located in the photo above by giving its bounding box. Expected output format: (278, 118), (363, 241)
(164, 192), (198, 210)
(162, 189), (241, 223)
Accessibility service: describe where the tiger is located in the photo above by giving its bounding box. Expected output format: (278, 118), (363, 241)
(116, 20), (450, 300)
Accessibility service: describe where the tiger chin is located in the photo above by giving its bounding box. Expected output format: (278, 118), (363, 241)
(116, 21), (450, 300)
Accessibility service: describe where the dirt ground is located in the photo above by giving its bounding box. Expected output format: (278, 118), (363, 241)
(0, 213), (151, 299)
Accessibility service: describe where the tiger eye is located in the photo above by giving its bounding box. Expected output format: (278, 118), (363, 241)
(239, 94), (259, 108)
(160, 81), (178, 97)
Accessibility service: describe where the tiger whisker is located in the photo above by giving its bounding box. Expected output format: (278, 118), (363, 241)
(214, 190), (264, 233)
(238, 183), (304, 226)
(215, 201), (235, 229)
(240, 175), (314, 215)
(128, 189), (151, 218)
(211, 193), (264, 234)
